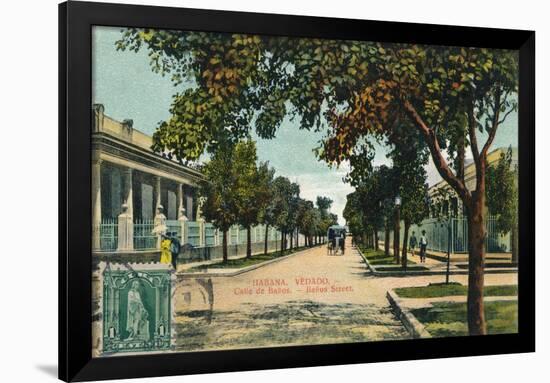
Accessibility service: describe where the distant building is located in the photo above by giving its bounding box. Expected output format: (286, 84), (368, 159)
(427, 147), (518, 218)
(413, 146), (518, 254)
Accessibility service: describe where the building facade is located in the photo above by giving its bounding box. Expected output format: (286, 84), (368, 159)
(91, 105), (298, 258)
(419, 147), (518, 253)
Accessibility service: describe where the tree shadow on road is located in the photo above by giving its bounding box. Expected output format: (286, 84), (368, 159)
(174, 300), (410, 352)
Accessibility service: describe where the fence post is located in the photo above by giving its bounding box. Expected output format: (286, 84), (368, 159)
(178, 207), (188, 245)
(117, 203), (134, 251)
(153, 206), (167, 249)
(198, 218), (205, 247)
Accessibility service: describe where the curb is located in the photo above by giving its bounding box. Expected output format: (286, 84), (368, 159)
(177, 245), (322, 278)
(386, 289), (432, 339)
(355, 247), (377, 274)
(356, 248), (517, 277)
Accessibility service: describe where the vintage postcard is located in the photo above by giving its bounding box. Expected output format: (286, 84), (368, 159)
(90, 26), (519, 356)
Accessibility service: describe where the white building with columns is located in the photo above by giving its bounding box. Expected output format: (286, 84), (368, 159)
(91, 104), (291, 258)
(92, 104), (202, 253)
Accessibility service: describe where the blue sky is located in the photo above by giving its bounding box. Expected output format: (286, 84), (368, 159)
(92, 26), (518, 224)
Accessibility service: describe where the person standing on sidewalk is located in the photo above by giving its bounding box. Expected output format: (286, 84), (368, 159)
(419, 230), (428, 263)
(159, 234), (172, 266)
(409, 231), (418, 258)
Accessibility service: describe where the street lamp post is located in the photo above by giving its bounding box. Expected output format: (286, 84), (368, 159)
(394, 195), (401, 266)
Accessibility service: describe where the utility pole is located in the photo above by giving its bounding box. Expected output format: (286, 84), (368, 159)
(394, 195), (401, 265)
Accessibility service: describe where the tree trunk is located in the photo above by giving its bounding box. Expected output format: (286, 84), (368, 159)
(264, 225), (269, 255)
(280, 232), (285, 254)
(393, 208), (400, 264)
(457, 134), (465, 182)
(511, 223), (519, 264)
(402, 221), (410, 270)
(246, 226), (252, 259)
(222, 229), (228, 263)
(289, 231), (294, 250)
(374, 230), (379, 251)
(467, 193), (487, 336)
(384, 221), (390, 257)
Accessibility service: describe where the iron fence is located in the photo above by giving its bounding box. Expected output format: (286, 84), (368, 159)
(166, 220), (181, 239)
(98, 219), (118, 251)
(96, 219), (286, 254)
(205, 223), (215, 246)
(133, 219), (156, 250)
(186, 221), (201, 246)
(384, 215), (512, 254)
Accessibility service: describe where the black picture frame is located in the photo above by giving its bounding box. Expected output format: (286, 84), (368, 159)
(59, 1), (535, 381)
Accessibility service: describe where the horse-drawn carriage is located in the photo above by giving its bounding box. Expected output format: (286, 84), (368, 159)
(327, 225), (346, 256)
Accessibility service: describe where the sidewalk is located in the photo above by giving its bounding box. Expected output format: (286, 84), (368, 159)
(176, 244), (321, 274)
(374, 242), (454, 272)
(377, 241), (515, 266)
(366, 243), (517, 275)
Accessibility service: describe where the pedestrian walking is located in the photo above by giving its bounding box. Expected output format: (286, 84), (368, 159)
(168, 233), (181, 270)
(409, 231), (418, 257)
(419, 230), (428, 263)
(159, 234), (172, 266)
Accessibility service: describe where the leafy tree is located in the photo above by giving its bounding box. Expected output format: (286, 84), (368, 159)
(387, 128), (430, 268)
(257, 162), (277, 255)
(270, 177), (298, 253)
(198, 144), (238, 262)
(486, 147), (518, 263)
(319, 45), (518, 335)
(316, 196), (337, 242)
(297, 199), (319, 247)
(343, 191), (369, 247)
(287, 183), (301, 250)
(233, 141), (271, 258)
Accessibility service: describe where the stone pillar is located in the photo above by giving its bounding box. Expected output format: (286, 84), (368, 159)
(154, 176), (162, 210)
(92, 104), (104, 132)
(153, 205), (167, 249)
(92, 157), (102, 251)
(117, 204), (134, 251)
(185, 187), (193, 221)
(177, 183), (184, 219)
(198, 218), (205, 247)
(196, 196), (206, 246)
(124, 168), (133, 217)
(178, 207), (188, 244)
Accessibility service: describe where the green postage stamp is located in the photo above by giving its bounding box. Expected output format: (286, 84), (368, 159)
(102, 269), (172, 354)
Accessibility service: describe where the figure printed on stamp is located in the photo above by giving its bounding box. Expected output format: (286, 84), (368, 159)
(125, 280), (150, 341)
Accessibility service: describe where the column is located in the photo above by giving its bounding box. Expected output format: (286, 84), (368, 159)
(198, 218), (205, 247)
(92, 158), (102, 251)
(177, 183), (184, 219)
(185, 186), (194, 221)
(117, 203), (134, 251)
(124, 168), (133, 216)
(178, 207), (188, 244)
(116, 168), (134, 251)
(154, 176), (161, 209)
